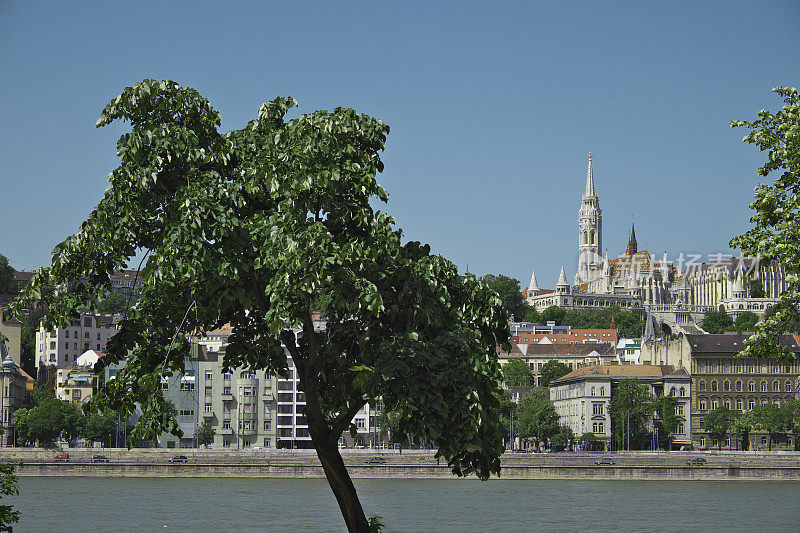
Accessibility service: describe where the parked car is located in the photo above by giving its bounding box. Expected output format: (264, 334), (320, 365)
(169, 455), (188, 463)
(90, 454), (109, 463)
(364, 457), (387, 465)
(595, 458), (615, 465)
(686, 458), (707, 466)
(53, 453), (70, 462)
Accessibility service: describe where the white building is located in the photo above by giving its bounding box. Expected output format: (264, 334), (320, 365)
(35, 312), (118, 372)
(549, 364), (692, 450)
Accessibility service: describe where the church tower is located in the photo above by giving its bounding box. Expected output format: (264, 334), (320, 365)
(576, 153), (602, 284)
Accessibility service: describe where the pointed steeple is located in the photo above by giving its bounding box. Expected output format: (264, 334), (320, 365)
(556, 265), (570, 295)
(642, 307), (657, 343)
(584, 152), (596, 197)
(528, 269), (540, 294)
(602, 250), (611, 275)
(732, 265), (746, 298)
(626, 216), (638, 255)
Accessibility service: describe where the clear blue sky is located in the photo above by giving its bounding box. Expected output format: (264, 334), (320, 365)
(2, 1), (799, 289)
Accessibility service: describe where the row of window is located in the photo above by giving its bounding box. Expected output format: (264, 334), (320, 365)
(696, 361), (794, 374)
(698, 379), (792, 393)
(698, 397), (785, 411)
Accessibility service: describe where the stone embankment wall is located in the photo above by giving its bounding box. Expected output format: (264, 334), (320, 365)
(3, 449), (800, 480)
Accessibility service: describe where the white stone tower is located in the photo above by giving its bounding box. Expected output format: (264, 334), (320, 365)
(576, 152), (603, 284)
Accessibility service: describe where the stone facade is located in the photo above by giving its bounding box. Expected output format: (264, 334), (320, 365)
(35, 312), (118, 374)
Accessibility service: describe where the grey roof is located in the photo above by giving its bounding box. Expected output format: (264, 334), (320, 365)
(685, 334), (800, 353)
(499, 342), (615, 358)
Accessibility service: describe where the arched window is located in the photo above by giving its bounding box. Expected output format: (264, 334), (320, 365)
(735, 381), (742, 392)
(736, 398), (742, 410)
(773, 381), (780, 392)
(65, 331), (70, 338)
(599, 387), (605, 396)
(760, 381), (767, 392)
(711, 399), (719, 410)
(679, 387), (686, 397)
(590, 387), (596, 397)
(699, 398), (707, 411)
(711, 361), (718, 373)
(748, 398), (755, 410)
(669, 387), (676, 396)
(711, 381), (718, 392)
(724, 398), (731, 409)
(786, 381), (793, 392)
(748, 381), (755, 392)
(723, 381), (730, 392)
(699, 380), (706, 391)
(590, 230), (596, 245)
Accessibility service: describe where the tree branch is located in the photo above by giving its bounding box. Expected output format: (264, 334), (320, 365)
(331, 400), (367, 438)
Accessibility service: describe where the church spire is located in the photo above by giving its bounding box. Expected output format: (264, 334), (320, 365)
(584, 152), (596, 197)
(626, 216), (638, 255)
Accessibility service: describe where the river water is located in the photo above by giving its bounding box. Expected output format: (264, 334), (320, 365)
(9, 477), (800, 532)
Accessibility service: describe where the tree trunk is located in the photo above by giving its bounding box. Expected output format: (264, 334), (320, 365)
(313, 433), (370, 532)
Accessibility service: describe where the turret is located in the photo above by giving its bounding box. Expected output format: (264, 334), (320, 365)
(528, 269), (540, 296)
(732, 265), (746, 298)
(556, 266), (571, 295)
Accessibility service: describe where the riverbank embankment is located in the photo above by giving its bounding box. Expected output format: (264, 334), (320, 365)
(3, 448), (800, 480)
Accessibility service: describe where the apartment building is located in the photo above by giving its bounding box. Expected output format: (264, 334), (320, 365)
(498, 342), (617, 387)
(550, 364), (692, 450)
(35, 312), (118, 372)
(509, 321), (618, 346)
(0, 345), (27, 446)
(55, 367), (99, 405)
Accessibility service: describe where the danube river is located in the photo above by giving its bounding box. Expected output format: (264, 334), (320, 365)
(9, 477), (800, 532)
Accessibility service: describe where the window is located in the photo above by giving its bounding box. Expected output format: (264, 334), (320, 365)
(711, 399), (719, 410)
(179, 409), (194, 416)
(593, 403), (603, 415)
(676, 424), (684, 435)
(96, 344), (100, 350)
(84, 342), (89, 350)
(222, 420), (231, 429)
(243, 439), (251, 447)
(590, 387), (596, 397)
(205, 371), (213, 381)
(242, 387), (252, 397)
(760, 381), (767, 392)
(167, 441), (176, 449)
(786, 381), (793, 392)
(264, 420), (271, 431)
(223, 439), (231, 448)
(240, 371), (253, 379)
(356, 418), (366, 429)
(180, 381), (195, 391)
(84, 332), (90, 338)
(698, 361), (706, 373)
(723, 399), (730, 409)
(735, 380), (742, 392)
(679, 387), (686, 397)
(723, 361), (730, 373)
(223, 373), (232, 380)
(785, 365), (792, 374)
(736, 398), (742, 410)
(599, 387), (605, 396)
(49, 341), (56, 349)
(699, 399), (707, 411)
(84, 316), (92, 327)
(204, 403), (212, 413)
(597, 423), (604, 434)
(772, 365), (779, 373)
(773, 381), (780, 392)
(711, 381), (718, 392)
(64, 342), (69, 349)
(161, 380), (169, 391)
(96, 333), (101, 340)
(263, 438), (271, 447)
(243, 421), (252, 430)
(699, 380), (707, 391)
(676, 404), (684, 416)
(723, 381), (730, 392)
(699, 437), (705, 447)
(735, 364), (742, 373)
(73, 342), (77, 350)
(748, 363), (755, 373)
(712, 362), (718, 373)
(223, 386), (231, 395)
(64, 355), (69, 362)
(748, 398), (755, 410)
(748, 381), (755, 392)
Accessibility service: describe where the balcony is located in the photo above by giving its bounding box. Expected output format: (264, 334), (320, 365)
(220, 427), (234, 435)
(202, 411), (214, 419)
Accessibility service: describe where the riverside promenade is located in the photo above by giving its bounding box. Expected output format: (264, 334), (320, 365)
(3, 448), (800, 480)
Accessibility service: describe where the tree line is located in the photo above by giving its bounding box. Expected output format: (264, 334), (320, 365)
(702, 402), (800, 451)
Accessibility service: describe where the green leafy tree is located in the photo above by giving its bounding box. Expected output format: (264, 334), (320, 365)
(609, 379), (654, 450)
(734, 311), (759, 334)
(550, 425), (574, 448)
(732, 411), (752, 451)
(522, 304), (541, 324)
(579, 432), (597, 442)
(515, 389), (560, 447)
(652, 395), (678, 450)
(555, 306), (644, 338)
(748, 279), (765, 299)
(730, 87), (800, 360)
(19, 305), (46, 376)
(8, 79), (509, 532)
(764, 303), (800, 334)
(541, 306), (566, 325)
(750, 403), (793, 451)
(196, 422), (216, 447)
(0, 255), (13, 295)
(479, 274), (526, 320)
(701, 406), (737, 451)
(700, 309), (734, 334)
(501, 359), (534, 387)
(81, 410), (119, 446)
(97, 291), (129, 315)
(539, 359), (571, 388)
(0, 463), (19, 531)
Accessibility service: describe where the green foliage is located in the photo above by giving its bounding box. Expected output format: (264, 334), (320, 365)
(748, 279), (765, 298)
(515, 389), (560, 444)
(479, 274), (524, 321)
(496, 389), (513, 439)
(11, 389), (83, 447)
(501, 359), (534, 387)
(550, 425), (574, 448)
(764, 303), (800, 334)
(522, 304), (541, 323)
(749, 403), (793, 450)
(7, 80), (510, 531)
(733, 311), (759, 334)
(652, 395), (678, 450)
(0, 463), (20, 531)
(608, 379), (654, 450)
(730, 87), (800, 361)
(196, 422), (216, 447)
(97, 291), (129, 315)
(541, 306), (566, 325)
(700, 309), (734, 334)
(539, 359), (571, 388)
(19, 306), (46, 376)
(701, 406), (737, 450)
(0, 255), (13, 295)
(579, 432), (597, 442)
(81, 410), (119, 446)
